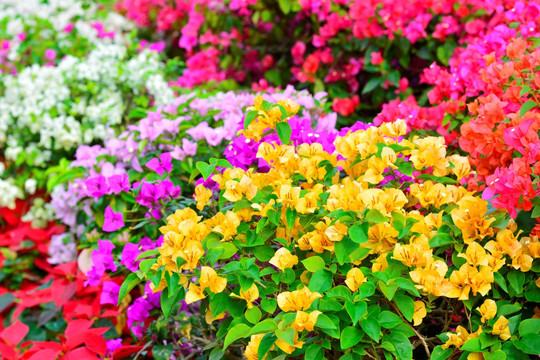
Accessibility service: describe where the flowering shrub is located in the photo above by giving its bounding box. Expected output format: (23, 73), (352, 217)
(0, 0), (135, 73)
(0, 42), (173, 216)
(47, 88), (336, 349)
(122, 97), (540, 359)
(114, 0), (504, 120)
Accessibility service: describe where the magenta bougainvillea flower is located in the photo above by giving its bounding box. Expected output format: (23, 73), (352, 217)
(102, 206), (124, 232)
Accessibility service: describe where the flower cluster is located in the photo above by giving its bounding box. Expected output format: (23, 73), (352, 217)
(48, 88), (337, 341)
(114, 0), (507, 119)
(126, 98), (540, 359)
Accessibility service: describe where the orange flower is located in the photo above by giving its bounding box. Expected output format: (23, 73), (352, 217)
(492, 316), (511, 340)
(477, 299), (497, 323)
(345, 268), (367, 292)
(277, 287), (322, 312)
(231, 283), (259, 309)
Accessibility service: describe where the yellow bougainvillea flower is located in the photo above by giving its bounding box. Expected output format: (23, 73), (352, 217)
(274, 329), (305, 354)
(194, 184), (213, 211)
(205, 308), (226, 324)
(269, 248), (299, 271)
(447, 154), (471, 180)
(372, 253), (389, 272)
(447, 264), (494, 300)
(467, 353), (484, 360)
(442, 326), (481, 349)
(231, 283), (259, 309)
(457, 242), (490, 267)
(413, 301), (427, 326)
(223, 175), (257, 202)
(410, 136), (448, 176)
(185, 283), (206, 304)
(345, 268), (367, 292)
(492, 316), (511, 340)
(277, 287), (322, 312)
(244, 334), (264, 360)
(451, 196), (495, 244)
(212, 211), (241, 240)
(278, 184), (301, 208)
(324, 220), (348, 242)
(379, 119), (408, 138)
(199, 266), (227, 294)
(477, 299), (497, 323)
(293, 310), (322, 332)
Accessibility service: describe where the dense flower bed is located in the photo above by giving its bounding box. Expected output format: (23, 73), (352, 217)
(1, 1), (540, 360)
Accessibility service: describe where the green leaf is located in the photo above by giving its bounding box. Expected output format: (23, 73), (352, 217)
(428, 233), (454, 248)
(340, 326), (364, 349)
(245, 306), (262, 324)
(152, 344), (173, 360)
(160, 286), (185, 318)
(507, 271), (525, 294)
(335, 235), (357, 265)
(514, 333), (540, 355)
(277, 0), (291, 14)
(258, 334), (276, 359)
(139, 258), (156, 273)
(210, 293), (232, 318)
(244, 110), (258, 130)
(276, 122), (292, 145)
(248, 319), (278, 336)
(519, 99), (537, 117)
(349, 223), (369, 244)
(316, 314), (338, 329)
(362, 78), (381, 94)
(136, 249), (159, 260)
(518, 319), (540, 336)
(378, 311), (402, 329)
(386, 332), (412, 360)
(117, 273), (142, 305)
(460, 338), (482, 352)
(302, 256), (326, 272)
(305, 344), (324, 360)
(484, 350), (507, 360)
(196, 161), (217, 180)
(346, 301), (367, 326)
(276, 327), (296, 346)
(378, 281), (398, 301)
(223, 324), (250, 349)
(431, 345), (453, 360)
(361, 317), (380, 341)
(285, 207), (296, 229)
(261, 298), (277, 314)
(394, 294), (414, 322)
(365, 209), (388, 224)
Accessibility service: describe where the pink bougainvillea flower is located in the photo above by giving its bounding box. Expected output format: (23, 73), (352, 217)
(146, 152), (173, 175)
(102, 206), (124, 232)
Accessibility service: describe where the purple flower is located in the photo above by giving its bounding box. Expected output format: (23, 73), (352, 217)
(86, 175), (110, 197)
(146, 152), (173, 176)
(103, 206), (124, 232)
(182, 138), (197, 156)
(100, 281), (120, 305)
(108, 174), (130, 194)
(161, 179), (181, 198)
(106, 338), (123, 356)
(140, 236), (157, 251)
(120, 243), (141, 272)
(85, 240), (117, 286)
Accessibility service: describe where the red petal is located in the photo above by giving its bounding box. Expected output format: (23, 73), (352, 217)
(0, 320), (29, 345)
(113, 346), (144, 359)
(26, 349), (61, 360)
(65, 319), (93, 338)
(84, 333), (107, 356)
(62, 347), (100, 360)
